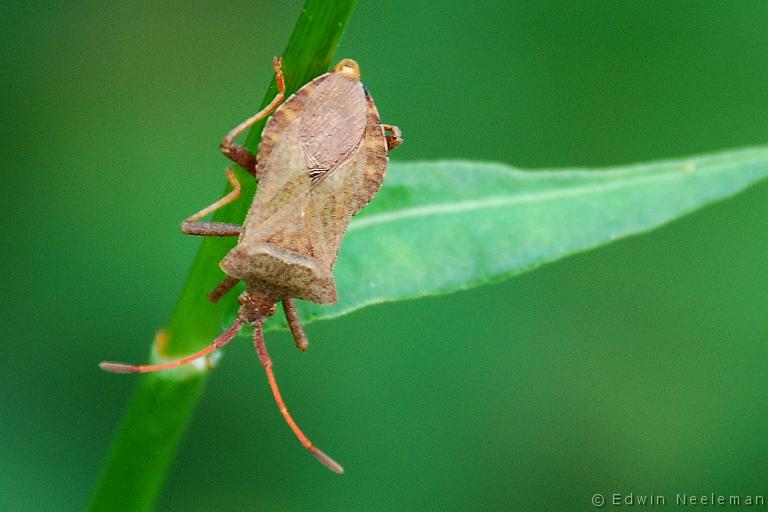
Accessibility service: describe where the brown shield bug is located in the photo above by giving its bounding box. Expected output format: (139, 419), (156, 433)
(100, 57), (402, 473)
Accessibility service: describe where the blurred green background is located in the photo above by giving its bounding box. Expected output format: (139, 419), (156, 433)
(2, 1), (768, 510)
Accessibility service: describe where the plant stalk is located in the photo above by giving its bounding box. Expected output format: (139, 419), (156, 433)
(88, 2), (357, 510)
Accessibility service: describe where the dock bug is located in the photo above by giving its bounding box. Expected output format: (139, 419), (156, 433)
(100, 57), (402, 473)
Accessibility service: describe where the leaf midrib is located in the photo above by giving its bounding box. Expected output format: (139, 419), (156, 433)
(349, 156), (761, 232)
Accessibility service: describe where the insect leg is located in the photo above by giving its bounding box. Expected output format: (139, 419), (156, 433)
(208, 275), (240, 303)
(252, 322), (343, 473)
(181, 168), (243, 237)
(382, 124), (402, 151)
(220, 55), (286, 178)
(100, 319), (243, 373)
(282, 299), (309, 351)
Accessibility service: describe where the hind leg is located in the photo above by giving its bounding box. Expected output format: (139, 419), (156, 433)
(382, 124), (402, 151)
(220, 56), (285, 179)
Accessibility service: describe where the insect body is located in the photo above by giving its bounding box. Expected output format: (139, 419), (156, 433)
(100, 57), (402, 473)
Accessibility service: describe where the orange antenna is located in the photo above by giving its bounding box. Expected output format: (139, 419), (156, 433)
(100, 319), (243, 374)
(252, 322), (343, 473)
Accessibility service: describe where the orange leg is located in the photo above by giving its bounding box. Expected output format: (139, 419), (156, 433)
(220, 56), (286, 178)
(252, 322), (343, 473)
(181, 168), (243, 237)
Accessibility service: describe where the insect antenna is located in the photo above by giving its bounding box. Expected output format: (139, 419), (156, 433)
(100, 319), (243, 374)
(252, 322), (343, 473)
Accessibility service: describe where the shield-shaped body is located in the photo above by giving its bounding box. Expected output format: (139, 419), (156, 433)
(220, 66), (389, 304)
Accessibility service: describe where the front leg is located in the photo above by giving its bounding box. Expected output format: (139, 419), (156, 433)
(282, 299), (309, 351)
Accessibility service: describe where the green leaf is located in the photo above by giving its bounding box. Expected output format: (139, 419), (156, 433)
(278, 147), (768, 326)
(88, 1), (357, 511)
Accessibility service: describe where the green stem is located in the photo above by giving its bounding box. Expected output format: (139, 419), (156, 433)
(88, 2), (357, 510)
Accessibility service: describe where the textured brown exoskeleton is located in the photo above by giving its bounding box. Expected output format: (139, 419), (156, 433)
(100, 57), (402, 473)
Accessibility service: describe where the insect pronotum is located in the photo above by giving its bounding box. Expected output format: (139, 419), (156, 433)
(100, 57), (402, 473)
